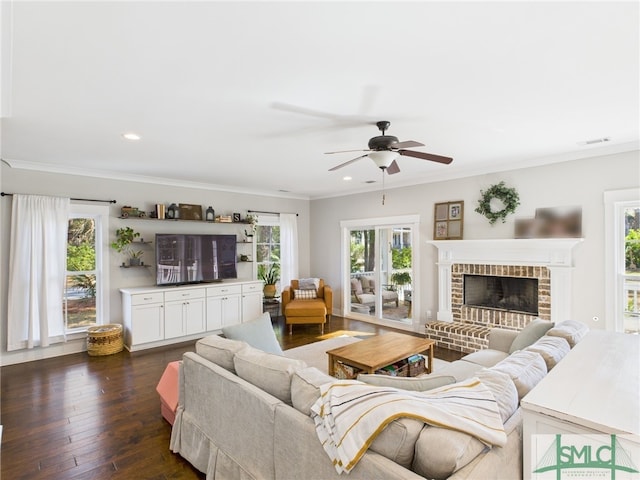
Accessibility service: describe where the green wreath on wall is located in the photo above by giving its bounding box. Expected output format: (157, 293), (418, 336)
(475, 181), (520, 225)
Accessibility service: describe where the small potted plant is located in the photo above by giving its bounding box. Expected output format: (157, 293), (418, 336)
(259, 263), (280, 298)
(111, 227), (144, 266)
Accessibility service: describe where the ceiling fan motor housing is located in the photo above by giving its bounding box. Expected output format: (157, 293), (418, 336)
(368, 135), (399, 150)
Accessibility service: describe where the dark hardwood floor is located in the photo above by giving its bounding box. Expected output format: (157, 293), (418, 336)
(1, 315), (462, 479)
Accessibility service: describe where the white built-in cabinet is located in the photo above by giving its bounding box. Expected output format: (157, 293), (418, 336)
(121, 279), (263, 351)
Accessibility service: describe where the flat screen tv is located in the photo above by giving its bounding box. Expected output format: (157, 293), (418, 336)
(155, 234), (237, 286)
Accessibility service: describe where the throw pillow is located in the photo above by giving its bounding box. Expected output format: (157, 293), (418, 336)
(356, 374), (456, 392)
(525, 335), (570, 370)
(546, 320), (589, 348)
(222, 311), (283, 355)
(509, 318), (555, 353)
(294, 289), (317, 300)
(350, 278), (363, 295)
(360, 276), (373, 293)
(233, 345), (307, 405)
(298, 277), (320, 290)
(492, 350), (547, 399)
(370, 417), (425, 469)
(195, 335), (248, 373)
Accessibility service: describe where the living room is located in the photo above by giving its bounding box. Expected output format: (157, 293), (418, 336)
(1, 1), (639, 478)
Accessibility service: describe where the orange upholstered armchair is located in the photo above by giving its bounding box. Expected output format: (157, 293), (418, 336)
(281, 278), (332, 335)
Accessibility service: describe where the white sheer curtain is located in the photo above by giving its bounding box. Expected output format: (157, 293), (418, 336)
(279, 213), (299, 288)
(7, 194), (71, 351)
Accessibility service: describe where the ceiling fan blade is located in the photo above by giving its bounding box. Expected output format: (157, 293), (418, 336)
(398, 149), (453, 164)
(386, 159), (401, 175)
(329, 154), (369, 171)
(392, 140), (424, 149)
(325, 149), (370, 155)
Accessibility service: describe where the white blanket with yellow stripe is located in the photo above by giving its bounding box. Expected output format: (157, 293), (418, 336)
(310, 377), (507, 474)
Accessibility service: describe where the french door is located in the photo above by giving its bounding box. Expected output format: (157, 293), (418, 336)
(341, 215), (420, 329)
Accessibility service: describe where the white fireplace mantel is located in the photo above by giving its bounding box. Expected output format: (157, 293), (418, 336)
(426, 238), (584, 267)
(426, 238), (584, 322)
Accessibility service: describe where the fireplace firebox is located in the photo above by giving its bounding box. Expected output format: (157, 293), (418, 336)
(464, 274), (539, 315)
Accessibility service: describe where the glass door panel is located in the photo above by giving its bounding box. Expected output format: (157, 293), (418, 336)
(348, 225), (413, 324)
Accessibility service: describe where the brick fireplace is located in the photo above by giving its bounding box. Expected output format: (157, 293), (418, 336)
(426, 238), (582, 353)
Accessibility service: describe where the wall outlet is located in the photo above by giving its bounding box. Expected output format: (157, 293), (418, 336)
(426, 310), (432, 320)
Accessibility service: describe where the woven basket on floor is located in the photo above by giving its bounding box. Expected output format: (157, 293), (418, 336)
(87, 324), (124, 356)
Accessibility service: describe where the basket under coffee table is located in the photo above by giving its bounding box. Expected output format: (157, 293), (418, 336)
(326, 332), (435, 378)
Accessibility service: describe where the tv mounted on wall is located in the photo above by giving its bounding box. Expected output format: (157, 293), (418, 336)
(155, 234), (237, 286)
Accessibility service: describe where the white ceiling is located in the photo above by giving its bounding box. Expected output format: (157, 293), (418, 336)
(2, 1), (638, 199)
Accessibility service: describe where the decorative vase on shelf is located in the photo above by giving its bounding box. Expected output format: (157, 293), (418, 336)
(206, 206), (215, 222)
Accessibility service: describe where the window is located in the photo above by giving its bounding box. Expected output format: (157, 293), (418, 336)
(256, 222), (280, 286)
(64, 204), (109, 332)
(624, 205), (640, 334)
(605, 189), (640, 333)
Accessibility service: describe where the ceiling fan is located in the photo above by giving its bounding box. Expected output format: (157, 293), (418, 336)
(326, 121), (453, 174)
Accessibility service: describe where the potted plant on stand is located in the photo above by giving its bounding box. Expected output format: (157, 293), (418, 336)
(111, 227), (144, 266)
(259, 263), (280, 299)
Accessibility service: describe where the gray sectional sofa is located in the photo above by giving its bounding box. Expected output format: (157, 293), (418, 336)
(169, 318), (587, 479)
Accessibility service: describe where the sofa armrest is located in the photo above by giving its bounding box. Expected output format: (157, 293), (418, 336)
(323, 285), (333, 313)
(282, 287), (292, 308)
(487, 328), (518, 353)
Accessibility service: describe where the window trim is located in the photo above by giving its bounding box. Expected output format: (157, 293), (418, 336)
(65, 203), (110, 334)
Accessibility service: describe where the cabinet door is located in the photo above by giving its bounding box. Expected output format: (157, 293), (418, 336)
(242, 292), (263, 322)
(222, 294), (242, 327)
(185, 297), (206, 334)
(206, 296), (224, 331)
(131, 303), (164, 344)
(164, 300), (186, 339)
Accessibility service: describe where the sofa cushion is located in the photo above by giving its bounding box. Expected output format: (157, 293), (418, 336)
(294, 288), (317, 300)
(412, 426), (486, 479)
(369, 417), (425, 469)
(461, 349), (510, 368)
(475, 368), (519, 423)
(350, 278), (363, 295)
(525, 335), (570, 370)
(356, 374), (456, 392)
(437, 360), (484, 382)
(492, 350), (547, 399)
(222, 312), (283, 355)
(360, 276), (373, 293)
(291, 366), (334, 415)
(509, 318), (554, 353)
(195, 335), (248, 373)
(546, 320), (589, 348)
(233, 345), (307, 405)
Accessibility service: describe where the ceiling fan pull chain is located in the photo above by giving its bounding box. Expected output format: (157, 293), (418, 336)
(382, 169), (386, 205)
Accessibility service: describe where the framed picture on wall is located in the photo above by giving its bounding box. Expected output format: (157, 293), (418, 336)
(433, 201), (464, 240)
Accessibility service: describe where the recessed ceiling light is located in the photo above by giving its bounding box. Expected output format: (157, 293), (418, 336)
(122, 132), (141, 141)
(343, 176), (352, 181)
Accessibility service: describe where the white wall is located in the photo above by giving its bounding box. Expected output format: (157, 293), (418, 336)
(0, 165), (311, 365)
(310, 150), (640, 332)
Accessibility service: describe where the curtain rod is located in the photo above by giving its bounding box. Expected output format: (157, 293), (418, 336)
(1, 192), (117, 204)
(248, 209), (298, 216)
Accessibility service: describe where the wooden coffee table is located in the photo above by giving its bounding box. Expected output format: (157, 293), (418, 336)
(326, 332), (435, 377)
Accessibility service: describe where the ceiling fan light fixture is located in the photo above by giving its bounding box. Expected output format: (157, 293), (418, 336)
(369, 150), (398, 169)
